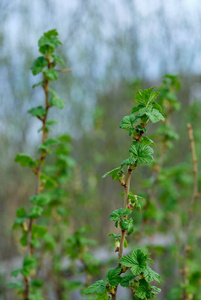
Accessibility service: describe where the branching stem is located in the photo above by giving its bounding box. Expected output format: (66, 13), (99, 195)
(24, 60), (51, 300)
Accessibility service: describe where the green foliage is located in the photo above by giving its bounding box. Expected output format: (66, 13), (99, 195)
(106, 267), (122, 286)
(119, 249), (149, 276)
(109, 208), (132, 221)
(28, 106), (46, 118)
(84, 280), (106, 295)
(10, 29), (99, 300)
(14, 154), (35, 167)
(31, 57), (48, 75)
(135, 87), (159, 106)
(49, 94), (65, 109)
(87, 86), (163, 299)
(129, 141), (154, 165)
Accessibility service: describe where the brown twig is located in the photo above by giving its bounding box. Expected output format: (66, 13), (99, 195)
(118, 167), (132, 261)
(56, 68), (72, 72)
(182, 124), (199, 300)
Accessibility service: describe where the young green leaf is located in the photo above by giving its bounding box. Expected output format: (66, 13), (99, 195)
(32, 224), (47, 238)
(84, 280), (106, 295)
(29, 206), (43, 218)
(102, 166), (122, 179)
(15, 154), (35, 167)
(29, 194), (50, 207)
(141, 136), (156, 147)
(119, 249), (148, 276)
(135, 279), (150, 299)
(52, 54), (65, 67)
(43, 68), (58, 81)
(129, 142), (153, 165)
(120, 275), (135, 287)
(38, 29), (62, 54)
(106, 266), (122, 286)
(121, 157), (137, 167)
(131, 104), (144, 113)
(31, 57), (48, 75)
(110, 208), (132, 221)
(143, 266), (160, 283)
(135, 87), (159, 106)
(49, 95), (65, 109)
(138, 107), (164, 123)
(120, 115), (139, 130)
(7, 282), (24, 289)
(28, 106), (46, 118)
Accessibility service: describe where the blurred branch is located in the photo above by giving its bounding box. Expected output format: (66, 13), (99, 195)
(182, 123), (200, 300)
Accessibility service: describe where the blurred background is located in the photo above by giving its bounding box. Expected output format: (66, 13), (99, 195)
(1, 0), (201, 299)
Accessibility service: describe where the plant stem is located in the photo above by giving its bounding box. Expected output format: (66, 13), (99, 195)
(182, 124), (199, 300)
(118, 167), (132, 261)
(24, 61), (50, 300)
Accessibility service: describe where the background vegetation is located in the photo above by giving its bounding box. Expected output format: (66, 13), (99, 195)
(0, 1), (201, 299)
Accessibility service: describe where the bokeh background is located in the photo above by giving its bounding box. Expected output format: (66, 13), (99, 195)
(1, 1), (201, 299)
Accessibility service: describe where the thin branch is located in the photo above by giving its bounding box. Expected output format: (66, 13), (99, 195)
(56, 68), (72, 72)
(182, 123), (199, 300)
(24, 61), (51, 300)
(118, 167), (132, 261)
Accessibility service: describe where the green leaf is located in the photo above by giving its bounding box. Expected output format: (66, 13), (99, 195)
(135, 87), (159, 106)
(152, 286), (161, 295)
(16, 207), (27, 218)
(43, 138), (59, 147)
(121, 157), (137, 167)
(43, 68), (58, 81)
(31, 57), (48, 75)
(50, 95), (65, 109)
(102, 166), (122, 179)
(135, 125), (147, 132)
(22, 256), (36, 277)
(120, 115), (139, 130)
(43, 233), (56, 250)
(84, 280), (106, 295)
(106, 267), (122, 286)
(120, 218), (133, 234)
(119, 249), (148, 276)
(120, 275), (135, 287)
(152, 102), (162, 113)
(29, 206), (43, 218)
(148, 109), (165, 123)
(7, 282), (23, 289)
(131, 104), (144, 113)
(15, 154), (35, 167)
(28, 106), (46, 118)
(11, 268), (22, 277)
(30, 194), (50, 207)
(129, 142), (153, 165)
(32, 81), (44, 89)
(135, 280), (149, 299)
(20, 230), (28, 246)
(38, 29), (62, 54)
(38, 138), (58, 152)
(46, 119), (58, 126)
(108, 233), (121, 239)
(96, 294), (110, 300)
(138, 107), (164, 123)
(141, 136), (156, 147)
(40, 173), (57, 189)
(143, 266), (160, 283)
(32, 224), (47, 238)
(52, 54), (65, 67)
(110, 208), (132, 221)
